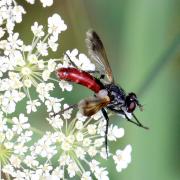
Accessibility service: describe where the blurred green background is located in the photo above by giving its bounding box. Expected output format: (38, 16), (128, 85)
(16, 0), (180, 179)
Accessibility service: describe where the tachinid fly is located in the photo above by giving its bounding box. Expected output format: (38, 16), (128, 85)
(56, 30), (149, 156)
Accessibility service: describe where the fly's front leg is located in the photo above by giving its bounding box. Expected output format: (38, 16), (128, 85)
(108, 108), (149, 129)
(65, 52), (78, 68)
(65, 52), (105, 80)
(101, 108), (109, 158)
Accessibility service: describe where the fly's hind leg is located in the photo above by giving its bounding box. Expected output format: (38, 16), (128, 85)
(101, 108), (109, 158)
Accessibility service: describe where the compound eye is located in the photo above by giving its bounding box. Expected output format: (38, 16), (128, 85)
(127, 102), (136, 113)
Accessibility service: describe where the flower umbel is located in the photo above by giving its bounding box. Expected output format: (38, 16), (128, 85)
(28, 110), (128, 179)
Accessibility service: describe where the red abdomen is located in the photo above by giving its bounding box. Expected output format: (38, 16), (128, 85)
(56, 68), (103, 93)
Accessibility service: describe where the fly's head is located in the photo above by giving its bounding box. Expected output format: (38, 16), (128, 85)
(125, 92), (143, 113)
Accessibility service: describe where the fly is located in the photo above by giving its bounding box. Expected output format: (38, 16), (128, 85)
(56, 30), (149, 156)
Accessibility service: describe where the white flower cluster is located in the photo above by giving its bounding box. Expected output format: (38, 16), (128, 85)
(25, 0), (54, 7)
(0, 113), (34, 177)
(26, 111), (131, 179)
(0, 0), (26, 35)
(0, 12), (67, 114)
(0, 1), (133, 180)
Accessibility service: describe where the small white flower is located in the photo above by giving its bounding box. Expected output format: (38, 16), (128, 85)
(24, 155), (39, 168)
(14, 143), (28, 155)
(48, 36), (58, 51)
(7, 33), (23, 50)
(33, 132), (57, 159)
(0, 27), (5, 38)
(81, 171), (92, 180)
(47, 115), (64, 129)
(76, 132), (84, 142)
(48, 59), (56, 72)
(12, 114), (30, 134)
(5, 129), (14, 141)
(45, 97), (62, 113)
(2, 90), (25, 114)
(67, 161), (79, 178)
(9, 155), (21, 168)
(42, 69), (51, 81)
(89, 160), (100, 173)
(48, 13), (67, 35)
(108, 125), (124, 141)
(94, 167), (109, 180)
(37, 41), (48, 56)
(0, 116), (7, 132)
(31, 22), (45, 37)
(113, 144), (132, 172)
(87, 124), (97, 135)
(17, 130), (33, 144)
(62, 104), (73, 119)
(75, 147), (86, 160)
(25, 0), (35, 4)
(88, 146), (97, 157)
(52, 167), (64, 179)
(27, 54), (38, 64)
(75, 120), (83, 130)
(12, 5), (26, 23)
(36, 83), (54, 102)
(58, 154), (71, 166)
(59, 80), (73, 91)
(26, 99), (41, 113)
(40, 0), (54, 7)
(79, 53), (95, 71)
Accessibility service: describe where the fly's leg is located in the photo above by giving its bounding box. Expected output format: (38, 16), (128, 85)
(65, 52), (105, 80)
(132, 113), (149, 129)
(108, 108), (149, 129)
(124, 113), (149, 130)
(101, 108), (109, 158)
(50, 104), (78, 117)
(65, 52), (78, 68)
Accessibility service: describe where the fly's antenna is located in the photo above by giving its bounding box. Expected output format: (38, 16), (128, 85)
(50, 104), (78, 117)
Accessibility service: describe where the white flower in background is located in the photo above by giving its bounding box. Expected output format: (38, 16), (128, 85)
(31, 22), (44, 37)
(0, 0), (26, 34)
(113, 144), (132, 172)
(40, 0), (54, 7)
(48, 13), (67, 35)
(25, 0), (35, 4)
(0, 27), (5, 38)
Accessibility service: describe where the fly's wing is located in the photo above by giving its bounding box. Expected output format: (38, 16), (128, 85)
(86, 30), (114, 83)
(78, 95), (110, 116)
